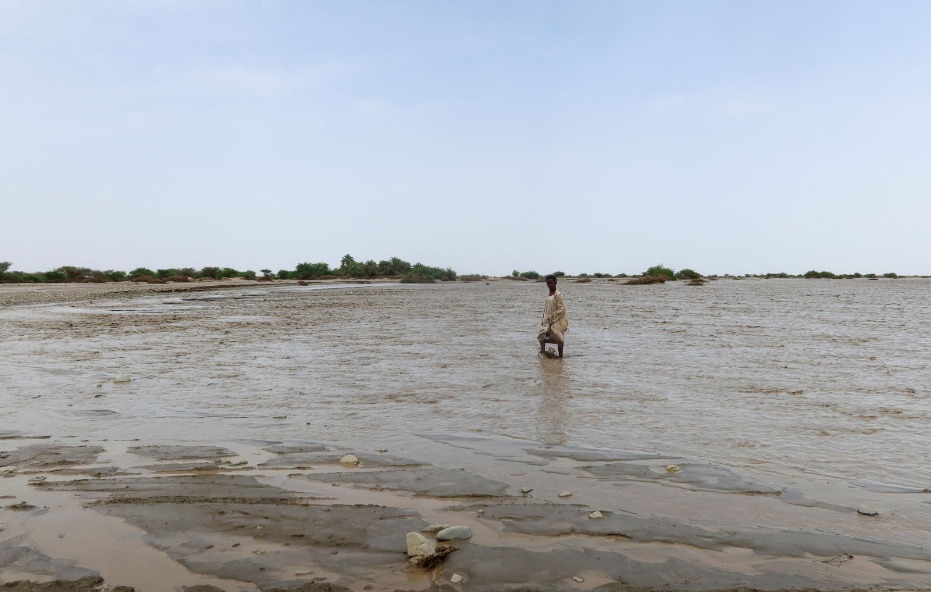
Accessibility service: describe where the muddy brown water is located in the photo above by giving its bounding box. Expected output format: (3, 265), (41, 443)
(1, 278), (931, 590)
(2, 279), (928, 486)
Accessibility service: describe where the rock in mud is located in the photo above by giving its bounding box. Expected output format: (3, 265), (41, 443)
(436, 525), (472, 541)
(406, 532), (436, 557)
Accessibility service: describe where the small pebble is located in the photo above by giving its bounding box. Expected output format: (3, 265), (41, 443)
(558, 491), (572, 498)
(450, 574), (463, 583)
(339, 454), (360, 465)
(113, 376), (131, 384)
(521, 487), (533, 494)
(573, 576), (585, 582)
(665, 464), (680, 473)
(588, 511), (604, 519)
(28, 476), (47, 483)
(857, 505), (879, 517)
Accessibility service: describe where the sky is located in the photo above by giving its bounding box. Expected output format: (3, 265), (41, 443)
(2, 1), (930, 277)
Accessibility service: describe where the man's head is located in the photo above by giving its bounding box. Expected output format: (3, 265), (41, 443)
(545, 274), (557, 291)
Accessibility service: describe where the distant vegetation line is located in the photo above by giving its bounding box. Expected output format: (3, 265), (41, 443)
(0, 255), (456, 284)
(0, 259), (919, 285)
(509, 264), (917, 281)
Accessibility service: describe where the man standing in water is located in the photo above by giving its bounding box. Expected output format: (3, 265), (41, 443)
(538, 274), (568, 358)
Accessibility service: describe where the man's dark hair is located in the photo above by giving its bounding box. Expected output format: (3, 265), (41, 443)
(545, 274), (557, 282)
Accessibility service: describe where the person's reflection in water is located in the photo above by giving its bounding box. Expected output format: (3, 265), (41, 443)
(537, 357), (570, 445)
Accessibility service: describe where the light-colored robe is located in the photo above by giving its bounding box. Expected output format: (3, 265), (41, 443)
(538, 290), (568, 344)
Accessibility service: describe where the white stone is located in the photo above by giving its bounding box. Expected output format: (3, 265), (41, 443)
(588, 511), (604, 519)
(436, 525), (473, 541)
(572, 576), (585, 582)
(406, 532), (436, 557)
(28, 475), (46, 483)
(339, 454), (360, 465)
(450, 574), (463, 583)
(665, 464), (680, 473)
(558, 491), (572, 498)
(113, 375), (131, 383)
(521, 487), (533, 494)
(857, 505), (879, 517)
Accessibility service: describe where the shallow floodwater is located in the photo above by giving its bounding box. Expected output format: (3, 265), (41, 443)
(2, 278), (930, 492)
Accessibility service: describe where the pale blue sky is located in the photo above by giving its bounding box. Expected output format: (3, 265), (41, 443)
(3, 1), (929, 276)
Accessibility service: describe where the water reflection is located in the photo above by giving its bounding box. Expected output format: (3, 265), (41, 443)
(537, 358), (570, 445)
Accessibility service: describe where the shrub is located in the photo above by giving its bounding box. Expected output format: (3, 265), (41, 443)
(276, 269), (292, 280)
(294, 262), (330, 279)
(883, 272), (898, 278)
(129, 267), (157, 279)
(400, 274), (435, 284)
(626, 275), (668, 285)
(241, 270), (257, 280)
(553, 271), (565, 277)
(459, 274), (486, 282)
(675, 268), (702, 280)
(519, 271), (540, 280)
(0, 262), (10, 274)
(643, 264), (675, 280)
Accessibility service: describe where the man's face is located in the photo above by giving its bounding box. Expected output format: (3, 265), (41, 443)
(546, 278), (557, 291)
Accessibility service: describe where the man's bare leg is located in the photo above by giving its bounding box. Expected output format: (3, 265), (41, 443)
(557, 343), (564, 358)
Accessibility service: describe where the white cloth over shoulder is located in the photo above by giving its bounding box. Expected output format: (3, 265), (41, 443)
(538, 290), (568, 344)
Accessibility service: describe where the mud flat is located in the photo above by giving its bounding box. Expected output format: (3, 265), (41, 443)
(2, 280), (931, 590)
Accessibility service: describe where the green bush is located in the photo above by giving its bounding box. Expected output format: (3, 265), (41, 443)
(643, 264), (675, 280)
(519, 271), (540, 280)
(675, 268), (702, 280)
(883, 272), (898, 278)
(294, 262), (330, 279)
(553, 271), (565, 277)
(129, 267), (157, 279)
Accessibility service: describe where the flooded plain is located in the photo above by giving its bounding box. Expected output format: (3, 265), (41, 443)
(4, 279), (929, 485)
(2, 278), (931, 590)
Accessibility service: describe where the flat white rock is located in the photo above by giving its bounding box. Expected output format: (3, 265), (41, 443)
(588, 511), (604, 519)
(339, 454), (360, 465)
(436, 525), (473, 541)
(665, 464), (680, 473)
(558, 491), (572, 498)
(450, 574), (463, 583)
(857, 505), (879, 516)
